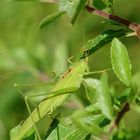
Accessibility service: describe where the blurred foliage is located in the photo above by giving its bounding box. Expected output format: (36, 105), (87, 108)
(0, 0), (140, 140)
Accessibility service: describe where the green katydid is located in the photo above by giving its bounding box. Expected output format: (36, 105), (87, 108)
(11, 58), (112, 140)
(12, 59), (89, 140)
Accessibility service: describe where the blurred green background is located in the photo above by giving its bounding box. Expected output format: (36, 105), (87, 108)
(0, 0), (140, 139)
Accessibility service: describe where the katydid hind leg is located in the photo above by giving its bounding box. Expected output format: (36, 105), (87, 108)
(16, 89), (42, 139)
(24, 96), (42, 140)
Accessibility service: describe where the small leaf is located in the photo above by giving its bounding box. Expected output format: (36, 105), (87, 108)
(84, 77), (114, 119)
(46, 121), (88, 140)
(96, 73), (114, 119)
(39, 11), (65, 29)
(93, 0), (114, 10)
(59, 0), (73, 16)
(93, 0), (107, 10)
(114, 88), (132, 108)
(66, 129), (88, 140)
(84, 78), (100, 103)
(84, 78), (100, 89)
(85, 104), (101, 114)
(59, 0), (87, 24)
(72, 109), (106, 136)
(71, 0), (87, 24)
(111, 38), (132, 86)
(80, 29), (127, 58)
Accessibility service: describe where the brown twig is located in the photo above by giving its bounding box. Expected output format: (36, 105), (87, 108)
(109, 103), (130, 134)
(86, 5), (140, 38)
(115, 103), (130, 125)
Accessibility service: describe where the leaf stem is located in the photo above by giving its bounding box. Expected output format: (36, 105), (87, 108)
(86, 5), (140, 38)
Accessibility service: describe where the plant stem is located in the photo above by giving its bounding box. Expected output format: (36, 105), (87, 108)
(109, 103), (130, 133)
(115, 103), (130, 125)
(86, 5), (140, 38)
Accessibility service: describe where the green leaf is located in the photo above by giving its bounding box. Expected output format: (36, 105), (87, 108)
(65, 129), (88, 140)
(59, 0), (87, 24)
(111, 38), (132, 86)
(48, 126), (88, 140)
(59, 0), (72, 17)
(84, 77), (114, 119)
(84, 78), (100, 103)
(71, 0), (87, 24)
(93, 0), (114, 10)
(96, 73), (114, 119)
(46, 118), (88, 140)
(80, 29), (127, 58)
(93, 0), (107, 10)
(84, 104), (101, 115)
(84, 78), (100, 89)
(12, 60), (88, 140)
(114, 88), (132, 108)
(39, 11), (65, 29)
(72, 109), (106, 136)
